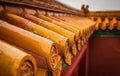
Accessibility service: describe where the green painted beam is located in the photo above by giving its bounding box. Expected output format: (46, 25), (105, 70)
(93, 30), (120, 37)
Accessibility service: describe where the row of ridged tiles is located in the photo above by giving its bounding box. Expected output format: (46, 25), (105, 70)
(89, 17), (120, 30)
(0, 11), (95, 76)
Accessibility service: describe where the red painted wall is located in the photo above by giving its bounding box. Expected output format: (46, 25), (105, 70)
(88, 37), (120, 76)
